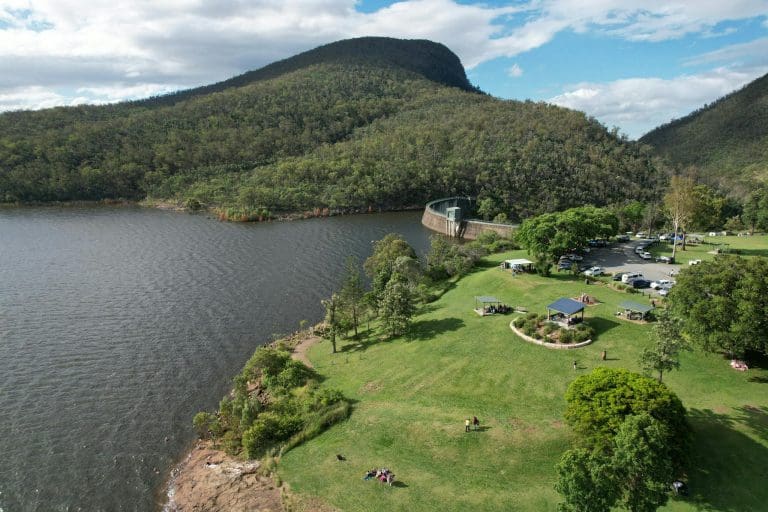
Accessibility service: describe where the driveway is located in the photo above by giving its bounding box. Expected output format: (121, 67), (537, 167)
(583, 239), (681, 289)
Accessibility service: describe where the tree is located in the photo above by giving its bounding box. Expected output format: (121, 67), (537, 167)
(340, 256), (365, 337)
(640, 309), (688, 382)
(742, 185), (768, 234)
(379, 272), (415, 337)
(555, 448), (618, 512)
(516, 206), (619, 264)
(564, 368), (690, 470)
(663, 175), (697, 257)
(477, 197), (499, 221)
(668, 255), (768, 357)
(321, 293), (342, 353)
(364, 233), (417, 299)
(612, 414), (674, 512)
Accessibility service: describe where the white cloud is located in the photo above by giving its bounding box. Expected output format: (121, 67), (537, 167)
(507, 63), (524, 77)
(685, 36), (768, 66)
(548, 66), (768, 139)
(1, 0), (767, 111)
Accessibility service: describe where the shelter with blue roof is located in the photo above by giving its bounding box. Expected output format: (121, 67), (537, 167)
(546, 298), (585, 326)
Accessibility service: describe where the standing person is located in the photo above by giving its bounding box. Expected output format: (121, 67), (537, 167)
(465, 418), (471, 432)
(573, 360), (577, 370)
(473, 416), (480, 431)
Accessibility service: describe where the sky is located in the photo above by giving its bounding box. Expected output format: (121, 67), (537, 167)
(1, 0), (767, 138)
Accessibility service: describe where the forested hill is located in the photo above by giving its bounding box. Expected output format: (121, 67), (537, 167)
(0, 37), (659, 220)
(138, 37), (478, 107)
(640, 72), (768, 195)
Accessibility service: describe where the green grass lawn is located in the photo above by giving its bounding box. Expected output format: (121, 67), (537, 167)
(278, 250), (768, 512)
(648, 234), (768, 265)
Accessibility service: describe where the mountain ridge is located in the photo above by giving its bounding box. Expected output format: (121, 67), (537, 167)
(640, 71), (768, 194)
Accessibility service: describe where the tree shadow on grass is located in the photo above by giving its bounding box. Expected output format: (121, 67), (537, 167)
(684, 408), (768, 511)
(407, 317), (465, 342)
(587, 317), (621, 337)
(735, 405), (768, 442)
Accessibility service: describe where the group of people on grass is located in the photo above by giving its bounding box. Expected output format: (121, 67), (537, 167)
(364, 468), (395, 485)
(465, 416), (480, 432)
(482, 304), (511, 315)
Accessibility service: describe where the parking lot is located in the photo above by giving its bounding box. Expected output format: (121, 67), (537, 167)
(575, 239), (682, 292)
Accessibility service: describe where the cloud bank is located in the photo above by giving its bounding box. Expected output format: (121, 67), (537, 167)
(1, 0), (767, 135)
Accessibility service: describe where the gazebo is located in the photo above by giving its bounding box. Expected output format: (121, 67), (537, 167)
(546, 298), (585, 326)
(502, 258), (534, 272)
(618, 300), (654, 321)
(474, 296), (503, 316)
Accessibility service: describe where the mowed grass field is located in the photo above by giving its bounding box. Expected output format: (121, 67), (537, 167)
(649, 234), (768, 265)
(278, 249), (768, 512)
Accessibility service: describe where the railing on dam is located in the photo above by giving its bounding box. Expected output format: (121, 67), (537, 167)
(421, 197), (516, 240)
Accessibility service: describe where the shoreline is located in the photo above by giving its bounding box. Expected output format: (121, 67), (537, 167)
(161, 328), (325, 511)
(1, 198), (423, 222)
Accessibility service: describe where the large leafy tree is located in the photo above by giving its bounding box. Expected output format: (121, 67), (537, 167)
(555, 448), (618, 512)
(742, 185), (768, 234)
(364, 233), (417, 299)
(564, 368), (690, 470)
(668, 255), (768, 356)
(612, 414), (674, 512)
(556, 414), (675, 512)
(516, 205), (619, 266)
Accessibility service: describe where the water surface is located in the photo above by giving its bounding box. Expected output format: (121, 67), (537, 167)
(0, 206), (431, 511)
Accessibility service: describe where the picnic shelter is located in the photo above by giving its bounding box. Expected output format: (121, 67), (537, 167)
(546, 298), (585, 326)
(618, 300), (654, 321)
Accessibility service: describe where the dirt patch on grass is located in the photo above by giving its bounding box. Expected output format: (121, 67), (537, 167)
(360, 380), (383, 393)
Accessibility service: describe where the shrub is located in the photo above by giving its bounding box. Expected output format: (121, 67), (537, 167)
(559, 328), (574, 343)
(513, 316), (526, 328)
(193, 412), (217, 438)
(526, 311), (539, 320)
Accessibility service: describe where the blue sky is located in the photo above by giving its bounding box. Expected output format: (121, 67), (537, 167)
(1, 0), (767, 138)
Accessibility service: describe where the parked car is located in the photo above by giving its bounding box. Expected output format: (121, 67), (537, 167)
(688, 259), (702, 266)
(583, 266), (604, 276)
(635, 232), (647, 238)
(566, 253), (583, 261)
(612, 272), (626, 281)
(616, 234), (630, 242)
(656, 255), (673, 264)
(650, 279), (674, 289)
(622, 272), (644, 283)
(640, 251), (653, 260)
(558, 261), (573, 271)
(658, 286), (672, 297)
(629, 278), (651, 289)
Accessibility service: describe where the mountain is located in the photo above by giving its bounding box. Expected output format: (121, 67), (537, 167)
(0, 37), (659, 220)
(640, 72), (768, 194)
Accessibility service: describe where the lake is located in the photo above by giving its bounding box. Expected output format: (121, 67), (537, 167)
(0, 206), (432, 511)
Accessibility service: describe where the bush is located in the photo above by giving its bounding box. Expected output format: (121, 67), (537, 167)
(526, 311), (539, 320)
(559, 328), (574, 344)
(513, 316), (525, 328)
(193, 412), (217, 438)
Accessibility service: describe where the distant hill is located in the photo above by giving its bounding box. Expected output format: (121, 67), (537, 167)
(640, 72), (768, 194)
(0, 37), (659, 220)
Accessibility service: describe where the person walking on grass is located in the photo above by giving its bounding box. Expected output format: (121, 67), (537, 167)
(473, 416), (480, 431)
(465, 418), (471, 432)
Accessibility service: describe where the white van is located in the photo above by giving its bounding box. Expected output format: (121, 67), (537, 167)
(622, 271), (644, 283)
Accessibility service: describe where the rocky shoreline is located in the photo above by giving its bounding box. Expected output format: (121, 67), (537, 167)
(162, 328), (331, 512)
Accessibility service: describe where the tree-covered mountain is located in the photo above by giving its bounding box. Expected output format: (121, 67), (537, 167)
(0, 37), (659, 220)
(640, 72), (768, 195)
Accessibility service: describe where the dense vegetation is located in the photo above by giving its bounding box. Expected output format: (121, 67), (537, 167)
(193, 345), (351, 458)
(0, 37), (659, 220)
(640, 72), (768, 196)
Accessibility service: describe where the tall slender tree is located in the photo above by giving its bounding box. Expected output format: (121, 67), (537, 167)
(340, 256), (365, 337)
(663, 175), (697, 258)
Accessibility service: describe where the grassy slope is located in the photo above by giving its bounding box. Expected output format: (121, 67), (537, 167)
(648, 235), (768, 265)
(278, 249), (768, 511)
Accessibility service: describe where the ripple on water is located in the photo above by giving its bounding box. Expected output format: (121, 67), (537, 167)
(0, 207), (430, 511)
